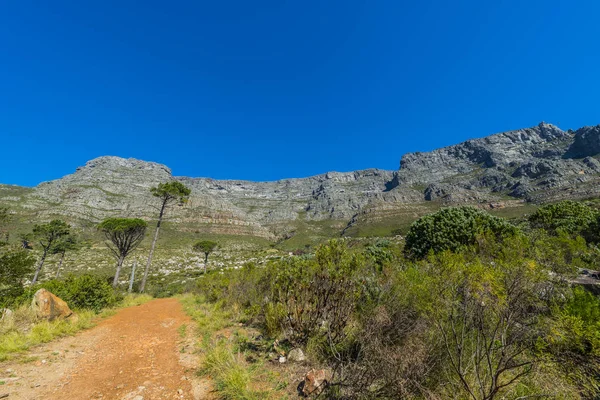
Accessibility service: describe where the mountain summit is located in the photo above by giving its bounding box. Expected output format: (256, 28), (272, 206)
(2, 122), (600, 239)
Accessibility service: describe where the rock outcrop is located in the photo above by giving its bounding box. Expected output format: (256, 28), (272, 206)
(1, 122), (600, 239)
(31, 289), (73, 320)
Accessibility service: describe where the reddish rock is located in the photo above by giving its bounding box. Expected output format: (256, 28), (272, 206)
(301, 369), (329, 396)
(31, 288), (73, 320)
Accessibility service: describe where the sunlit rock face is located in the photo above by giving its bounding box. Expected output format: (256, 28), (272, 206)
(3, 122), (600, 238)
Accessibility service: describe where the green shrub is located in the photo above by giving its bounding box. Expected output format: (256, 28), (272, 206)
(529, 200), (598, 236)
(35, 274), (119, 312)
(268, 239), (367, 346)
(0, 247), (35, 307)
(404, 206), (520, 259)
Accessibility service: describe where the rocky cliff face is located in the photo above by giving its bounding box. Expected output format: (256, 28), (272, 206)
(390, 122), (600, 203)
(2, 122), (600, 239)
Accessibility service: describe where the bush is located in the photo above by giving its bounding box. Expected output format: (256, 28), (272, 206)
(404, 206), (520, 259)
(529, 200), (598, 236)
(35, 274), (119, 312)
(0, 247), (35, 307)
(268, 240), (368, 347)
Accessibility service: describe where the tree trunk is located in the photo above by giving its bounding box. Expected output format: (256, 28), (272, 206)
(204, 253), (208, 274)
(32, 249), (48, 284)
(55, 251), (65, 279)
(128, 261), (137, 293)
(113, 255), (125, 288)
(140, 201), (166, 292)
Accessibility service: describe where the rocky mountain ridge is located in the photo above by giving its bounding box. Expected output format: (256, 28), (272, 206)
(2, 122), (600, 240)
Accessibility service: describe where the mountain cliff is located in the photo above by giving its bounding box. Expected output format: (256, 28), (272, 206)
(2, 122), (600, 240)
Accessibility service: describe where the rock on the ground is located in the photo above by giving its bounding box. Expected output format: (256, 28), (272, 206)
(287, 348), (306, 362)
(301, 369), (329, 396)
(31, 288), (73, 321)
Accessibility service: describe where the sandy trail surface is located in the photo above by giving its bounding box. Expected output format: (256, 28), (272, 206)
(0, 298), (212, 400)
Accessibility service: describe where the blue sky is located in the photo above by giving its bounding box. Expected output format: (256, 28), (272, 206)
(1, 1), (599, 186)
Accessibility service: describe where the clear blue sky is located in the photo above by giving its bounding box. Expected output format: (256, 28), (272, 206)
(1, 1), (599, 186)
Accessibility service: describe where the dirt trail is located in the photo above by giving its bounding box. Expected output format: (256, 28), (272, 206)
(0, 298), (212, 400)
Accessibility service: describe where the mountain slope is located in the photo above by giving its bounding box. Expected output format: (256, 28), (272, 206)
(2, 122), (600, 242)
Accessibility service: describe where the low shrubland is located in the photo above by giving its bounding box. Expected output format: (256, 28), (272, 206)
(193, 204), (600, 399)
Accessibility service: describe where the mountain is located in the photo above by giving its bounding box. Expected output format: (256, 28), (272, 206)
(2, 122), (600, 242)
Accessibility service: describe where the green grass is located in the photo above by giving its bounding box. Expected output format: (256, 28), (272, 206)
(178, 323), (188, 338)
(0, 293), (153, 361)
(0, 305), (96, 361)
(179, 294), (287, 400)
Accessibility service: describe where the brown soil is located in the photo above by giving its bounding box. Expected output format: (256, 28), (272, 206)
(0, 298), (214, 400)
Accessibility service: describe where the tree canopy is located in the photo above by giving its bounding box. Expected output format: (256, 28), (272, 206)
(0, 247), (35, 306)
(98, 218), (147, 260)
(33, 219), (71, 250)
(150, 181), (192, 206)
(529, 200), (598, 236)
(98, 218), (147, 287)
(193, 240), (218, 255)
(404, 206), (520, 259)
(31, 219), (71, 283)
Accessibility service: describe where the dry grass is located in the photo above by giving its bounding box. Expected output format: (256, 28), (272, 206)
(179, 294), (288, 400)
(0, 293), (153, 361)
(0, 305), (95, 361)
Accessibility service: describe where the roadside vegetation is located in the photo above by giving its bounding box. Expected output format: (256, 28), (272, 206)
(188, 201), (600, 399)
(3, 196), (600, 398)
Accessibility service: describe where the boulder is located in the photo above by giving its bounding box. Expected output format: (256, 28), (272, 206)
(287, 348), (306, 363)
(31, 289), (73, 320)
(300, 369), (329, 397)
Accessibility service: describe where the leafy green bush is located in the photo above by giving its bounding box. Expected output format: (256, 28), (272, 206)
(268, 240), (368, 347)
(404, 206), (520, 259)
(529, 200), (598, 236)
(0, 247), (35, 307)
(583, 213), (600, 245)
(36, 274), (119, 312)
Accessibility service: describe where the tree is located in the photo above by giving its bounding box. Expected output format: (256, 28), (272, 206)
(98, 218), (147, 288)
(51, 234), (79, 278)
(31, 219), (71, 284)
(193, 240), (218, 274)
(140, 181), (191, 292)
(529, 200), (598, 236)
(404, 206), (520, 260)
(0, 246), (35, 306)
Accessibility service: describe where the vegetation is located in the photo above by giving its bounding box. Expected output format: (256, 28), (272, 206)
(0, 306), (96, 361)
(34, 274), (119, 312)
(180, 295), (286, 399)
(51, 234), (79, 279)
(0, 246), (35, 307)
(3, 193), (600, 398)
(192, 240), (217, 274)
(0, 207), (10, 242)
(404, 206), (520, 259)
(192, 204), (600, 399)
(0, 293), (152, 361)
(98, 217), (147, 287)
(141, 181), (191, 292)
(31, 219), (71, 284)
(529, 200), (598, 236)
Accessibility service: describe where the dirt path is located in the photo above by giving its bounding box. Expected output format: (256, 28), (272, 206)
(0, 298), (212, 400)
